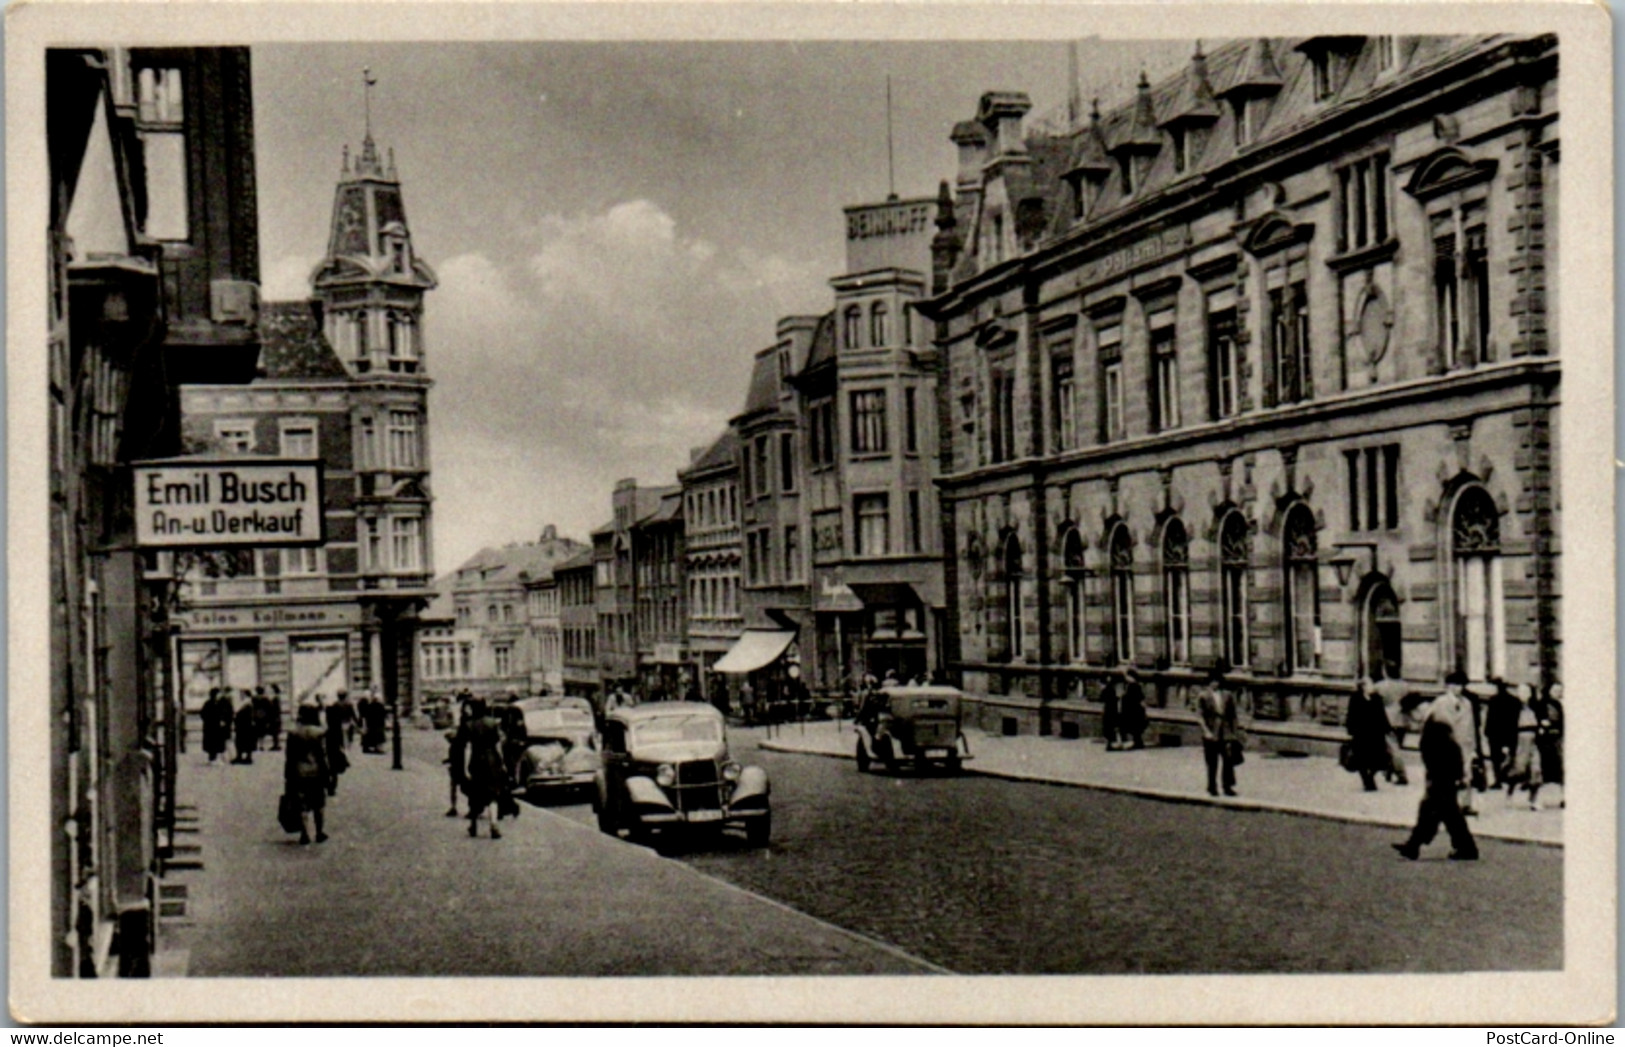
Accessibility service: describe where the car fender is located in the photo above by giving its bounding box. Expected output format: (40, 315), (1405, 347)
(624, 775), (674, 810)
(731, 765), (770, 806)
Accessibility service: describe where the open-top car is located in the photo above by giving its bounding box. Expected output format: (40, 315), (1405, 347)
(854, 685), (972, 774)
(593, 702), (770, 848)
(516, 702), (600, 802)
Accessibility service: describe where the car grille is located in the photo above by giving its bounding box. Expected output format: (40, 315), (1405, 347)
(668, 760), (724, 812)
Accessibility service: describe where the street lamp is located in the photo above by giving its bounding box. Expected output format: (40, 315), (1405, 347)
(1330, 542), (1379, 588)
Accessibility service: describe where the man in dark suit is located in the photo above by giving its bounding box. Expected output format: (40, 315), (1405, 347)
(1393, 671), (1479, 861)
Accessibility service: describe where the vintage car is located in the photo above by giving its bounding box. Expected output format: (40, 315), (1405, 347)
(516, 703), (600, 802)
(593, 702), (770, 847)
(854, 685), (972, 774)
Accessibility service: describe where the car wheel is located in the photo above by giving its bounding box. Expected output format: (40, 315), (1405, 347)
(855, 737), (870, 773)
(746, 810), (771, 848)
(944, 756), (962, 775)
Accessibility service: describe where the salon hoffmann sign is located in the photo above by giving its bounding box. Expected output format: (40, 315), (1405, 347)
(133, 458), (325, 548)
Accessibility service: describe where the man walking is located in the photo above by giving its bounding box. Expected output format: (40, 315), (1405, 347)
(1393, 671), (1479, 861)
(1197, 666), (1240, 797)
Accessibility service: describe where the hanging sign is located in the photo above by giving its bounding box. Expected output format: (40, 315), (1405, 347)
(133, 457), (325, 548)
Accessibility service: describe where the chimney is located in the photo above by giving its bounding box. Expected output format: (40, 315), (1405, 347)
(950, 119), (988, 194)
(976, 91), (1033, 161)
(540, 524), (557, 542)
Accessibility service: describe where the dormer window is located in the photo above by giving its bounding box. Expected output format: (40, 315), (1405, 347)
(1119, 156), (1138, 197)
(1311, 54), (1335, 101)
(1373, 36), (1398, 75)
(1298, 36), (1361, 104)
(989, 213), (1005, 265)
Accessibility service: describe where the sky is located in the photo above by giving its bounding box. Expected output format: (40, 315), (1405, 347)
(252, 39), (1192, 574)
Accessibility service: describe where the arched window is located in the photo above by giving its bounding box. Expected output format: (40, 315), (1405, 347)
(1108, 524), (1134, 664)
(1362, 578), (1402, 682)
(1451, 486), (1504, 681)
(1001, 532), (1024, 661)
(1061, 528), (1086, 662)
(1220, 511), (1251, 667)
(843, 305), (862, 350)
(870, 301), (889, 347)
(1283, 504), (1321, 673)
(1162, 519), (1190, 664)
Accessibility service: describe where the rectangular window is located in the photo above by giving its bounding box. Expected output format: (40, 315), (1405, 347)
(282, 546), (321, 575)
(784, 525), (801, 582)
(1337, 154), (1390, 253)
(493, 644), (512, 677)
(388, 410), (420, 469)
(1051, 354), (1076, 452)
(754, 436), (769, 496)
(907, 490), (923, 554)
(1345, 444), (1402, 531)
(1267, 280), (1310, 405)
(358, 416), (377, 469)
(391, 517), (422, 572)
(216, 420), (253, 455)
(850, 390), (888, 455)
(779, 432), (795, 492)
(459, 644), (472, 677)
(1374, 35), (1397, 73)
(279, 421), (316, 458)
(1206, 301), (1239, 420)
(1102, 362), (1124, 442)
(363, 518), (383, 570)
(904, 387), (919, 454)
(1463, 222), (1490, 365)
(135, 66), (189, 241)
(854, 494), (890, 557)
(1147, 306), (1179, 432)
(1431, 209), (1494, 371)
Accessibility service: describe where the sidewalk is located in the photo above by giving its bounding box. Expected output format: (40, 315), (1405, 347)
(753, 720), (1563, 846)
(155, 726), (940, 987)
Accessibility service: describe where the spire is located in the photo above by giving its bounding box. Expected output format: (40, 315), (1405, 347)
(1160, 39), (1221, 128)
(1112, 72), (1161, 152)
(1067, 41), (1082, 126)
(355, 67), (384, 178)
(1066, 98), (1112, 178)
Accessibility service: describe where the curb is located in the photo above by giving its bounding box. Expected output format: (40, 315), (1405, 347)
(755, 738), (1564, 849)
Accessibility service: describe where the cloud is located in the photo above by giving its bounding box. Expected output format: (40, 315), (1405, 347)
(423, 200), (826, 569)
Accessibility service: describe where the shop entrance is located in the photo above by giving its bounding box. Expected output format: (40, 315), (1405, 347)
(177, 640), (223, 712)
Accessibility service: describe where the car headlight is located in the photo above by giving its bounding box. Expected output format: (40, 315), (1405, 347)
(655, 764), (676, 787)
(722, 762), (742, 782)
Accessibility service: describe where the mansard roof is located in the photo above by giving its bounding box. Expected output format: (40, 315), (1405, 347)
(257, 300), (350, 379)
(681, 428), (740, 479)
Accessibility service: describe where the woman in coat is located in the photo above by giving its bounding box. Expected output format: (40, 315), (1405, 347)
(458, 697), (507, 839)
(321, 694), (350, 796)
(201, 688), (231, 763)
(1097, 675), (1121, 751)
(1344, 678), (1394, 792)
(232, 692), (259, 764)
(283, 702), (332, 844)
(1529, 682), (1564, 810)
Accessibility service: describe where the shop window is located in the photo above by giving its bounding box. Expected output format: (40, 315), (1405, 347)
(1108, 524), (1135, 664)
(1451, 486), (1504, 682)
(1282, 504), (1321, 673)
(1219, 511), (1251, 667)
(1162, 519), (1190, 664)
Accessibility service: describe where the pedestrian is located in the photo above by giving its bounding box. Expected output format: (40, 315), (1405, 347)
(1393, 679), (1479, 861)
(232, 691), (258, 764)
(1344, 677), (1394, 792)
(1502, 684), (1540, 806)
(737, 680), (755, 725)
(1529, 682), (1564, 810)
(1430, 672), (1480, 815)
(1097, 675), (1121, 751)
(265, 684), (284, 751)
(251, 687), (272, 750)
(444, 702), (469, 817)
(1485, 677), (1521, 789)
(201, 687), (232, 763)
(283, 702), (332, 845)
(1120, 667), (1148, 750)
(1197, 666), (1241, 797)
(458, 697), (506, 839)
(361, 689), (388, 753)
(500, 699), (528, 791)
(322, 693), (350, 795)
(335, 689), (357, 746)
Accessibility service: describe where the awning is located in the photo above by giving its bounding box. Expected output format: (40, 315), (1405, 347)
(848, 582), (920, 608)
(712, 629), (796, 674)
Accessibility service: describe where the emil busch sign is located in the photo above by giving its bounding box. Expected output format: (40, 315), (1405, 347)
(133, 458), (325, 548)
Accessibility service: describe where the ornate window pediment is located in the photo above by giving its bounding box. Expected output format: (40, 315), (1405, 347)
(1403, 148), (1498, 203)
(976, 321), (1018, 352)
(1240, 211), (1313, 257)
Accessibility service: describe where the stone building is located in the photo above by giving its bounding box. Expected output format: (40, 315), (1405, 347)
(632, 488), (689, 696)
(593, 480), (678, 693)
(556, 548), (600, 700)
(49, 46), (261, 977)
(174, 116), (437, 713)
(679, 430), (744, 701)
(920, 35), (1559, 745)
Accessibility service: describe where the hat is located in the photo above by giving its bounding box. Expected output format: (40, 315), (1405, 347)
(1444, 670), (1468, 686)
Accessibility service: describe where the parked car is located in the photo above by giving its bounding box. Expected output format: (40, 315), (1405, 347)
(516, 703), (600, 803)
(593, 702), (770, 847)
(854, 685), (972, 774)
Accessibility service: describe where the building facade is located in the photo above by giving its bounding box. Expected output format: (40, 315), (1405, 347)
(174, 121), (437, 714)
(557, 548), (600, 700)
(796, 195), (947, 689)
(679, 430), (744, 700)
(922, 35), (1559, 741)
(49, 46), (261, 977)
(593, 481), (678, 692)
